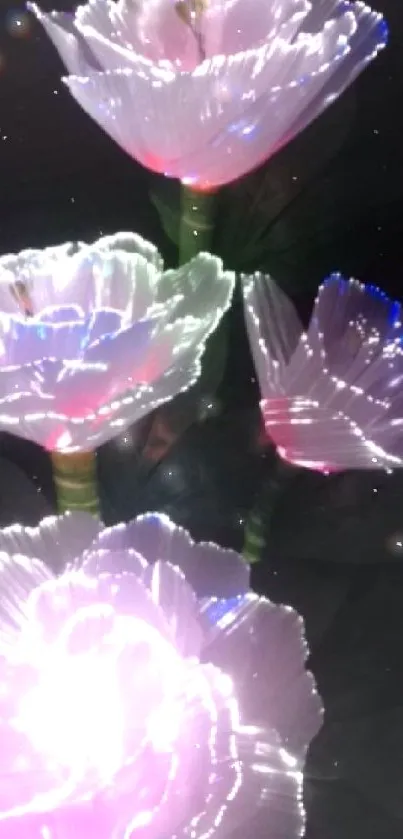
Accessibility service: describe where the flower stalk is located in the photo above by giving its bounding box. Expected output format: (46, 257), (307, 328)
(51, 450), (100, 516)
(178, 185), (216, 265)
(243, 456), (293, 564)
(180, 184), (229, 390)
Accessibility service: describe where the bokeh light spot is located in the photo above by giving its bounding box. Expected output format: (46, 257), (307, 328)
(5, 10), (32, 39)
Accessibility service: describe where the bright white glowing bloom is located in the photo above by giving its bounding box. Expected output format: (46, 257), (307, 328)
(0, 232), (234, 452)
(243, 272), (403, 472)
(29, 0), (387, 190)
(0, 512), (322, 838)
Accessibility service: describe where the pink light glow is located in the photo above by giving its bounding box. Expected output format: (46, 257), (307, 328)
(0, 512), (322, 838)
(0, 566), (241, 836)
(261, 397), (336, 473)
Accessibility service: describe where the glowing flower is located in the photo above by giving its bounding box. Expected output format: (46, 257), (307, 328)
(243, 271), (403, 472)
(0, 232), (234, 452)
(30, 0), (387, 190)
(0, 511), (322, 838)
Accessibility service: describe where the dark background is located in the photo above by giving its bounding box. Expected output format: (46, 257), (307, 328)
(1, 2), (403, 837)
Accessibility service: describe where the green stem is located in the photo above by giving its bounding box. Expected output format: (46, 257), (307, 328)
(179, 185), (216, 265)
(243, 456), (292, 564)
(142, 185), (223, 465)
(51, 450), (99, 516)
(180, 184), (228, 392)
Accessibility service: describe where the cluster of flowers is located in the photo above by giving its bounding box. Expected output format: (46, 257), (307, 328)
(0, 0), (398, 836)
(0, 234), (402, 471)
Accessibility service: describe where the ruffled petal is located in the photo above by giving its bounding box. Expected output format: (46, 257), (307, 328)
(201, 593), (323, 760)
(157, 254), (235, 326)
(0, 512), (101, 572)
(144, 561), (202, 656)
(0, 316), (87, 365)
(80, 547), (147, 578)
(176, 726), (305, 839)
(96, 231), (164, 270)
(91, 514), (250, 598)
(0, 554), (53, 650)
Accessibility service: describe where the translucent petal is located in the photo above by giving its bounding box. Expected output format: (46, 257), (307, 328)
(0, 553), (53, 649)
(176, 727), (305, 839)
(80, 547), (148, 578)
(0, 238), (233, 451)
(157, 254), (234, 325)
(0, 512), (101, 571)
(244, 272), (403, 471)
(143, 560), (203, 656)
(91, 513), (250, 598)
(77, 0), (200, 69)
(0, 806), (112, 839)
(61, 3), (386, 186)
(28, 4), (102, 74)
(0, 317), (86, 365)
(211, 0), (311, 55)
(201, 593), (323, 760)
(96, 231), (164, 270)
(0, 514), (318, 839)
(242, 271), (302, 397)
(29, 570), (171, 647)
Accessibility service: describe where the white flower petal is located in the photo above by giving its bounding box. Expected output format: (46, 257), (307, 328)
(202, 593), (323, 760)
(144, 560), (203, 656)
(90, 512), (250, 598)
(158, 253), (234, 325)
(0, 513), (319, 839)
(28, 4), (102, 74)
(242, 271), (303, 398)
(0, 553), (53, 647)
(96, 230), (164, 270)
(0, 236), (232, 451)
(0, 512), (101, 571)
(59, 2), (386, 186)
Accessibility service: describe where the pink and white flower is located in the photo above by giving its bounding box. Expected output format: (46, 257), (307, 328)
(30, 0), (387, 190)
(0, 232), (234, 452)
(0, 511), (322, 838)
(243, 271), (403, 472)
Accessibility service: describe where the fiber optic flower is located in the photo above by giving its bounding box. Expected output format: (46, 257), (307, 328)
(243, 271), (403, 472)
(30, 0), (387, 190)
(0, 232), (234, 452)
(0, 512), (322, 838)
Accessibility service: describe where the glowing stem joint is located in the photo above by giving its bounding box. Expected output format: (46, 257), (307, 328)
(51, 450), (100, 516)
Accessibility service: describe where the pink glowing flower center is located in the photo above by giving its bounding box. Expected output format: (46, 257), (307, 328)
(14, 602), (186, 798)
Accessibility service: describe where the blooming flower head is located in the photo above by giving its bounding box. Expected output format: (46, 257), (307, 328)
(0, 232), (234, 452)
(29, 0), (387, 190)
(0, 511), (322, 838)
(243, 271), (403, 472)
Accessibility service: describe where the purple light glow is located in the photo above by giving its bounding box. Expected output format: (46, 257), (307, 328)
(0, 512), (322, 838)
